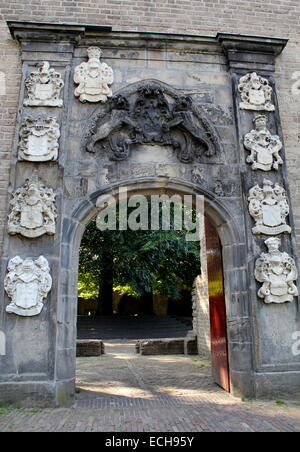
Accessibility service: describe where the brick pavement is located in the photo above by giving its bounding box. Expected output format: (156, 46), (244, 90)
(0, 341), (300, 432)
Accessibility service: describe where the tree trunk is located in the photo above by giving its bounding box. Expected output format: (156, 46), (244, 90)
(96, 255), (114, 316)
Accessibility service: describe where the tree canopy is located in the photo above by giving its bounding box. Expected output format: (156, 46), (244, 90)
(79, 200), (201, 311)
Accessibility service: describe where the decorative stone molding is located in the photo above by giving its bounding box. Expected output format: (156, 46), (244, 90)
(85, 83), (222, 163)
(18, 116), (60, 162)
(255, 237), (298, 304)
(248, 180), (291, 235)
(8, 172), (57, 238)
(244, 115), (283, 171)
(238, 72), (275, 111)
(24, 61), (64, 107)
(74, 46), (113, 103)
(214, 181), (225, 197)
(5, 256), (52, 316)
(191, 166), (204, 184)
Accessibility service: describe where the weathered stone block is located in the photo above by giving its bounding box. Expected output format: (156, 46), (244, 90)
(138, 339), (185, 355)
(76, 340), (105, 357)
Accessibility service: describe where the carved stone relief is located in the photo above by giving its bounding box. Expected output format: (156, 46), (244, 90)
(244, 115), (283, 171)
(214, 181), (225, 197)
(238, 72), (275, 111)
(8, 172), (57, 238)
(5, 256), (52, 316)
(85, 84), (222, 163)
(254, 237), (298, 304)
(24, 61), (64, 107)
(74, 47), (113, 103)
(18, 116), (60, 162)
(248, 180), (291, 235)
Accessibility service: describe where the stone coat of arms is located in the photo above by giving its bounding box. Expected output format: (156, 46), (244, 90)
(18, 116), (60, 162)
(24, 61), (64, 107)
(74, 47), (114, 103)
(238, 72), (275, 111)
(255, 237), (298, 304)
(5, 256), (52, 317)
(8, 173), (57, 238)
(248, 180), (291, 235)
(244, 115), (283, 171)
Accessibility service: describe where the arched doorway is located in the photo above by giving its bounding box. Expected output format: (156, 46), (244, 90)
(57, 179), (253, 403)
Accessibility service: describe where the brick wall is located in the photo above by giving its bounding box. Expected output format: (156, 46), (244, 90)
(0, 0), (300, 255)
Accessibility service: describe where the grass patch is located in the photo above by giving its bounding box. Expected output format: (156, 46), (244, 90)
(276, 400), (286, 406)
(0, 406), (42, 415)
(0, 407), (13, 415)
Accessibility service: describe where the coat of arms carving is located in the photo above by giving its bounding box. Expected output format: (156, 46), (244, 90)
(18, 116), (60, 162)
(255, 237), (298, 304)
(85, 84), (222, 163)
(5, 256), (52, 317)
(24, 61), (64, 107)
(238, 72), (275, 111)
(244, 115), (283, 171)
(248, 180), (291, 235)
(74, 47), (114, 103)
(8, 172), (57, 238)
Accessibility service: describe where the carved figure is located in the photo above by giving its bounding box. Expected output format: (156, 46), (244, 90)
(244, 115), (283, 171)
(74, 47), (113, 103)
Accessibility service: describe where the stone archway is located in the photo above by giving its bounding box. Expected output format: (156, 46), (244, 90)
(1, 23), (300, 407)
(56, 179), (252, 405)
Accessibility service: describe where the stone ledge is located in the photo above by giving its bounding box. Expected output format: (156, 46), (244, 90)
(76, 340), (105, 357)
(136, 337), (198, 356)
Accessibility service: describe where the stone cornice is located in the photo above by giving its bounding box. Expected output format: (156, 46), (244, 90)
(217, 33), (288, 71)
(7, 21), (112, 43)
(217, 32), (288, 55)
(7, 22), (288, 65)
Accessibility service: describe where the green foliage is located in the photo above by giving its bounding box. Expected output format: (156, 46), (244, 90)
(113, 285), (139, 298)
(79, 202), (201, 301)
(78, 272), (99, 299)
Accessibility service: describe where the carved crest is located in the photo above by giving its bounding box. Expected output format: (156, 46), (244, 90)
(5, 256), (52, 316)
(244, 115), (283, 171)
(255, 237), (298, 304)
(238, 72), (275, 111)
(74, 47), (113, 103)
(8, 172), (57, 238)
(85, 83), (222, 163)
(18, 116), (60, 162)
(24, 61), (64, 107)
(248, 180), (291, 235)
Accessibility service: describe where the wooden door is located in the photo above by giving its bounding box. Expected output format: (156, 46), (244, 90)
(205, 219), (230, 392)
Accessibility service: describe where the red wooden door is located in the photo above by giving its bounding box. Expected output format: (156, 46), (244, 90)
(205, 219), (230, 392)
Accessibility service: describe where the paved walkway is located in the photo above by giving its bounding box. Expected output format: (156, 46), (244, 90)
(1, 342), (300, 432)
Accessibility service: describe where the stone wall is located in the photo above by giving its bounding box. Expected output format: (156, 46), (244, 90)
(0, 1), (300, 254)
(0, 3), (300, 406)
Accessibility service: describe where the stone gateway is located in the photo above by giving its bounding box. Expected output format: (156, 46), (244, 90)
(0, 21), (299, 407)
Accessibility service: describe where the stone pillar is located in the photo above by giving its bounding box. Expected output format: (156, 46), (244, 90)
(219, 33), (300, 397)
(193, 224), (211, 358)
(0, 23), (86, 407)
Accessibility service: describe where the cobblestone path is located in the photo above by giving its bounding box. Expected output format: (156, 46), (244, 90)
(1, 341), (300, 432)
